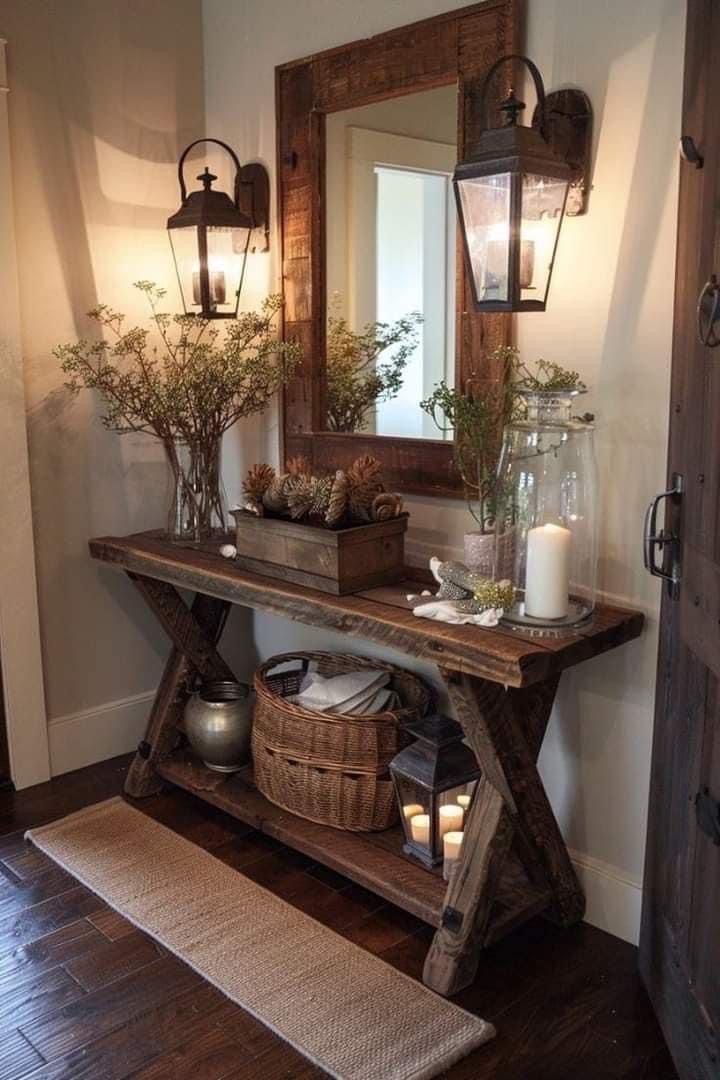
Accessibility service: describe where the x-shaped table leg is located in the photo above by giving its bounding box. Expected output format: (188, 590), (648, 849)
(124, 574), (235, 798)
(423, 669), (584, 996)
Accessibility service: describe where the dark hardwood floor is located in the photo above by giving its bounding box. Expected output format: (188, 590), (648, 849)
(0, 755), (676, 1080)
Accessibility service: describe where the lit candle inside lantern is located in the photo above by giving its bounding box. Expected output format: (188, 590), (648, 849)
(457, 794), (472, 813)
(403, 803), (424, 821)
(438, 804), (464, 840)
(192, 269), (227, 307)
(409, 814), (430, 847)
(525, 523), (571, 619)
(443, 831), (464, 882)
(484, 232), (535, 292)
(519, 239), (535, 289)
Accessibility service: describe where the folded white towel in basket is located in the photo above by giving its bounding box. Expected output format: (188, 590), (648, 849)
(291, 669), (397, 714)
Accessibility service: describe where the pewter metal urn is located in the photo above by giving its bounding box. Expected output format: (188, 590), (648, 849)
(184, 681), (253, 772)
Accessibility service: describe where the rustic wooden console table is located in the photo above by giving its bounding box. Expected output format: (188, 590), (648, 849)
(90, 532), (644, 997)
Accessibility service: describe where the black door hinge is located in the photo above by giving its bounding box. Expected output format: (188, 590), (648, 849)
(695, 787), (720, 846)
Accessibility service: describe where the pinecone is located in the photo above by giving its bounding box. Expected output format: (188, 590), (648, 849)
(347, 455), (384, 522)
(309, 475), (333, 519)
(371, 492), (403, 521)
(286, 474), (315, 520)
(262, 474), (290, 514)
(243, 463), (275, 506)
(325, 470), (349, 527)
(286, 455), (312, 478)
(348, 454), (383, 486)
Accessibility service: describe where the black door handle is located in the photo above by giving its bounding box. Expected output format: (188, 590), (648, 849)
(643, 473), (683, 599)
(679, 134), (703, 169)
(697, 275), (720, 347)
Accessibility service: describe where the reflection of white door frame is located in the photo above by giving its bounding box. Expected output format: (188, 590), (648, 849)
(347, 127), (456, 436)
(0, 39), (51, 789)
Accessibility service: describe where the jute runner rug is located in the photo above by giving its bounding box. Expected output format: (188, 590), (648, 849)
(26, 797), (493, 1080)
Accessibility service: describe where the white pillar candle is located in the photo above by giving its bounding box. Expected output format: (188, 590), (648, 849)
(409, 813), (430, 847)
(457, 794), (472, 811)
(525, 523), (571, 619)
(443, 830), (464, 882)
(438, 804), (464, 839)
(403, 803), (424, 821)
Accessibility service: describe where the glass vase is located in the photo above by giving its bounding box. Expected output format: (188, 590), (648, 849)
(494, 389), (598, 633)
(165, 438), (227, 543)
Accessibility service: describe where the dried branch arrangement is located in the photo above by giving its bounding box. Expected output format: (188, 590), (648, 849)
(242, 455), (404, 529)
(57, 283), (302, 445)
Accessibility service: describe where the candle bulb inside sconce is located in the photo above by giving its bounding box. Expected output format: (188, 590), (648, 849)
(192, 269), (227, 307)
(484, 237), (536, 293)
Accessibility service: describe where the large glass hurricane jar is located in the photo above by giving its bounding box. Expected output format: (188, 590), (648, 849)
(495, 389), (598, 633)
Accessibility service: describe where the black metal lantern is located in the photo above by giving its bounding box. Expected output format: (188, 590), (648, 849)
(167, 138), (270, 319)
(454, 55), (592, 312)
(389, 714), (480, 870)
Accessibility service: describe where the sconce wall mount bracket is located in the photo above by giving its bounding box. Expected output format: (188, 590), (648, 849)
(237, 163), (270, 252)
(532, 88), (593, 216)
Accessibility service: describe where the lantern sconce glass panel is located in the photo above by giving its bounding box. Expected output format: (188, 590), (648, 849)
(389, 714), (481, 870)
(167, 138), (270, 320)
(453, 55), (592, 313)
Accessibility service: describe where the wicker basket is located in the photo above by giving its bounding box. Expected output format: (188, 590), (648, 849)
(252, 652), (432, 832)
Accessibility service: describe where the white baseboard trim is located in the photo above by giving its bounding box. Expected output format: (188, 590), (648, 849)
(569, 847), (643, 945)
(48, 690), (155, 777)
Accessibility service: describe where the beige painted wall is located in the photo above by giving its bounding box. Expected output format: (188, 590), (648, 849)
(204, 0), (685, 942)
(1, 0), (206, 771)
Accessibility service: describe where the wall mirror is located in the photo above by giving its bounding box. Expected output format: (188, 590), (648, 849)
(325, 86), (457, 440)
(277, 0), (521, 496)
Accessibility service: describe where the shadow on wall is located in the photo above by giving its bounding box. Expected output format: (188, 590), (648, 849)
(8, 0), (206, 331)
(3, 0), (209, 719)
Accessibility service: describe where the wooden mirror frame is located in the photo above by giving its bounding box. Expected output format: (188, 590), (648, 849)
(276, 0), (522, 497)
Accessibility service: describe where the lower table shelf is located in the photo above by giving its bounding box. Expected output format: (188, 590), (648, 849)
(156, 752), (552, 944)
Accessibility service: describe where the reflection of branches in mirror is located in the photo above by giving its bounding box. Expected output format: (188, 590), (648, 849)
(325, 299), (423, 433)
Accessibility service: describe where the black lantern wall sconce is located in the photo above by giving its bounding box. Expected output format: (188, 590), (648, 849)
(167, 138), (270, 319)
(453, 55), (592, 313)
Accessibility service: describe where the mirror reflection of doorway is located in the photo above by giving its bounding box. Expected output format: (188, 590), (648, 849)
(374, 162), (455, 438)
(325, 84), (458, 439)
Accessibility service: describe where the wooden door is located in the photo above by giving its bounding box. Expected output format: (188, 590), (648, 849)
(639, 3), (720, 1077)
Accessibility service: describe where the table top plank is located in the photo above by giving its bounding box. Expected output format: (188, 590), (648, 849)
(89, 533), (644, 688)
